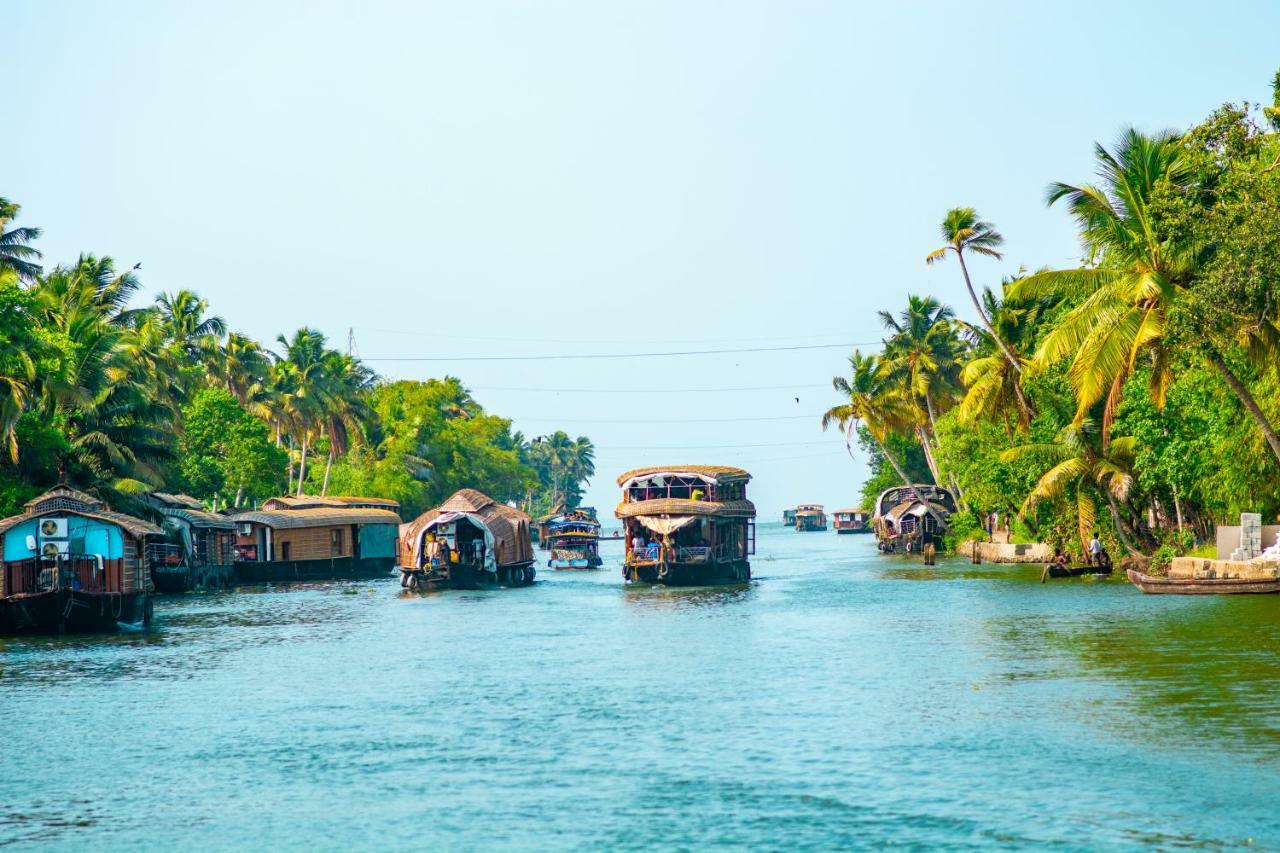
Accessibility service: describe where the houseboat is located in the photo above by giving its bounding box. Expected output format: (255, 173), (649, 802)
(398, 489), (535, 590)
(872, 484), (957, 553)
(782, 508), (797, 527)
(794, 504), (827, 532)
(617, 465), (755, 585)
(832, 507), (870, 534)
(545, 507), (603, 569)
(231, 495), (402, 583)
(0, 486), (160, 634)
(144, 492), (237, 592)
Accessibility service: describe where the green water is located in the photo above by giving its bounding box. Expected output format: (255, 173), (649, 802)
(2, 525), (1278, 850)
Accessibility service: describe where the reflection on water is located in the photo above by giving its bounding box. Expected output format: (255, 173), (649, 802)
(1, 529), (1277, 849)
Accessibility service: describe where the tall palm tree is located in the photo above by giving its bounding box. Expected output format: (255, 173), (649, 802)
(216, 332), (272, 405)
(877, 295), (963, 484)
(318, 351), (376, 496)
(153, 289), (227, 361)
(1001, 420), (1140, 556)
(955, 280), (1044, 434)
(821, 351), (924, 503)
(0, 197), (42, 281)
(926, 208), (1024, 376)
(275, 328), (330, 495)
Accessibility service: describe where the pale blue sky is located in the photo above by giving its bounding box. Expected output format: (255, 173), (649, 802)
(9, 1), (1279, 516)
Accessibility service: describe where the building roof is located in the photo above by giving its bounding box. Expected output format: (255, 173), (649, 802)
(833, 507), (866, 514)
(232, 507), (403, 530)
(261, 495), (401, 511)
(0, 504), (163, 539)
(615, 498), (757, 520)
(615, 465), (752, 486)
(149, 492), (205, 510)
(24, 485), (104, 513)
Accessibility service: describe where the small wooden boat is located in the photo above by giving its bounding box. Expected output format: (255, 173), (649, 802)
(1041, 563), (1113, 581)
(1126, 567), (1280, 595)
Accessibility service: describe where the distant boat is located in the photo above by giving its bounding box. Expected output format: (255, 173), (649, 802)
(546, 508), (603, 570)
(782, 508), (797, 527)
(617, 465), (755, 585)
(794, 504), (827, 532)
(832, 507), (870, 534)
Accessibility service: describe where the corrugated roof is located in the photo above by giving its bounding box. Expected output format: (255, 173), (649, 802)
(232, 507), (402, 530)
(150, 492), (205, 510)
(615, 465), (752, 486)
(615, 498), (756, 519)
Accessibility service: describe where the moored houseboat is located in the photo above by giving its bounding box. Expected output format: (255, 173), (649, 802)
(873, 484), (957, 553)
(143, 492), (237, 592)
(794, 504), (827, 532)
(832, 507), (870, 534)
(0, 486), (160, 634)
(398, 489), (535, 590)
(231, 496), (401, 583)
(782, 508), (798, 527)
(617, 465), (755, 585)
(546, 507), (603, 569)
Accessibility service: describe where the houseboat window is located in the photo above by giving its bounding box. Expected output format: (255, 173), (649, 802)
(331, 528), (345, 556)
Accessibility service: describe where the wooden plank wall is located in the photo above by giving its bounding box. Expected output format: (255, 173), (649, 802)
(274, 525), (350, 561)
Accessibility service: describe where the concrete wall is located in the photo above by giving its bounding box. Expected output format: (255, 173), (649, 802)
(1215, 526), (1280, 560)
(959, 540), (1053, 563)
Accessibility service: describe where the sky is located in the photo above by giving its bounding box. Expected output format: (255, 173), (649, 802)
(8, 1), (1280, 518)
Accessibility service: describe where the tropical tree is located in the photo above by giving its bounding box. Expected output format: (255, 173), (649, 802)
(153, 289), (227, 362)
(317, 351), (376, 496)
(0, 198), (42, 280)
(954, 279), (1045, 434)
(214, 332), (272, 406)
(1001, 420), (1140, 555)
(822, 351), (923, 501)
(274, 328), (330, 495)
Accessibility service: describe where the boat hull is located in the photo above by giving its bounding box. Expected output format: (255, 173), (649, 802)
(233, 556), (395, 585)
(623, 559), (750, 586)
(400, 561), (536, 591)
(1046, 564), (1113, 578)
(0, 589), (153, 635)
(1126, 568), (1280, 595)
(549, 556), (603, 570)
(153, 564), (237, 593)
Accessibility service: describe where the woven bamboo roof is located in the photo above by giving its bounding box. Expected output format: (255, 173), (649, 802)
(24, 485), (104, 513)
(832, 507), (866, 514)
(615, 465), (752, 486)
(261, 495), (401, 511)
(150, 492), (205, 510)
(0, 505), (163, 539)
(615, 498), (756, 519)
(399, 489), (532, 569)
(233, 507), (402, 530)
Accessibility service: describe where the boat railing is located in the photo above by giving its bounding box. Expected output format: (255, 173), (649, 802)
(147, 542), (187, 570)
(2, 556), (107, 596)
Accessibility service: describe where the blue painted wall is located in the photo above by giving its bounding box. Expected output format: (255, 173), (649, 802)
(3, 515), (124, 561)
(358, 523), (398, 559)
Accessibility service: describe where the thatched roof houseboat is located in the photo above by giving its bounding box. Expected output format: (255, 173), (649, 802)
(0, 486), (161, 633)
(545, 507), (602, 570)
(794, 503), (827, 532)
(872, 484), (956, 553)
(616, 465), (755, 585)
(398, 489), (535, 589)
(231, 496), (401, 583)
(143, 492), (237, 592)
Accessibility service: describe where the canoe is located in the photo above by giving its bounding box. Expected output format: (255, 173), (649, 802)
(1044, 563), (1113, 579)
(1126, 568), (1280, 595)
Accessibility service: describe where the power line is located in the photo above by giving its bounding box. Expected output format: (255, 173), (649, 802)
(355, 326), (865, 347)
(363, 341), (876, 363)
(593, 439), (836, 450)
(515, 413), (822, 424)
(472, 383), (829, 394)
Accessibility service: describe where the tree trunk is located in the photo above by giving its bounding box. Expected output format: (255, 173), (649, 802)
(1173, 485), (1184, 532)
(916, 425), (941, 484)
(957, 251), (1023, 375)
(1106, 491), (1142, 557)
(297, 435), (309, 496)
(235, 484), (244, 509)
(1206, 347), (1280, 466)
(322, 449), (334, 496)
(286, 435), (294, 493)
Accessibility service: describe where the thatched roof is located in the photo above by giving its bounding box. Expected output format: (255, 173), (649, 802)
(0, 494), (163, 539)
(833, 507), (866, 515)
(399, 489), (532, 569)
(233, 507), (403, 530)
(150, 492), (205, 510)
(615, 498), (756, 520)
(24, 485), (104, 514)
(261, 495), (401, 512)
(616, 465), (752, 486)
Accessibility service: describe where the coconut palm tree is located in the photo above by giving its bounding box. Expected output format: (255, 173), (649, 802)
(876, 295), (964, 483)
(318, 351), (376, 495)
(275, 328), (330, 495)
(955, 280), (1044, 435)
(0, 197), (42, 281)
(215, 333), (272, 405)
(153, 289), (227, 360)
(1001, 420), (1140, 556)
(821, 351), (923, 502)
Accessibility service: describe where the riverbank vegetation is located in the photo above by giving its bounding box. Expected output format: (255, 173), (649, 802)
(825, 73), (1280, 560)
(0, 204), (592, 519)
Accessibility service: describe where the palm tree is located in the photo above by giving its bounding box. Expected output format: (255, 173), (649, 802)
(1001, 420), (1140, 556)
(821, 351), (924, 503)
(318, 351), (376, 496)
(216, 333), (272, 405)
(275, 328), (329, 495)
(926, 209), (1023, 374)
(0, 198), (42, 281)
(153, 290), (227, 361)
(877, 295), (963, 484)
(955, 280), (1044, 434)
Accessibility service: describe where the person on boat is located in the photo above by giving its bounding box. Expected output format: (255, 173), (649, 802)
(1098, 548), (1113, 570)
(1088, 532), (1102, 566)
(630, 532), (645, 555)
(1052, 546), (1069, 568)
(691, 487), (705, 501)
(644, 539), (661, 560)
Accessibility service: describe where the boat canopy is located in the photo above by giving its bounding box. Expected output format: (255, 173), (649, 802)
(399, 489), (532, 570)
(616, 465), (751, 488)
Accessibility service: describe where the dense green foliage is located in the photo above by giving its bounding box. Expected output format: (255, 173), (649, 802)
(830, 74), (1280, 561)
(0, 209), (592, 520)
